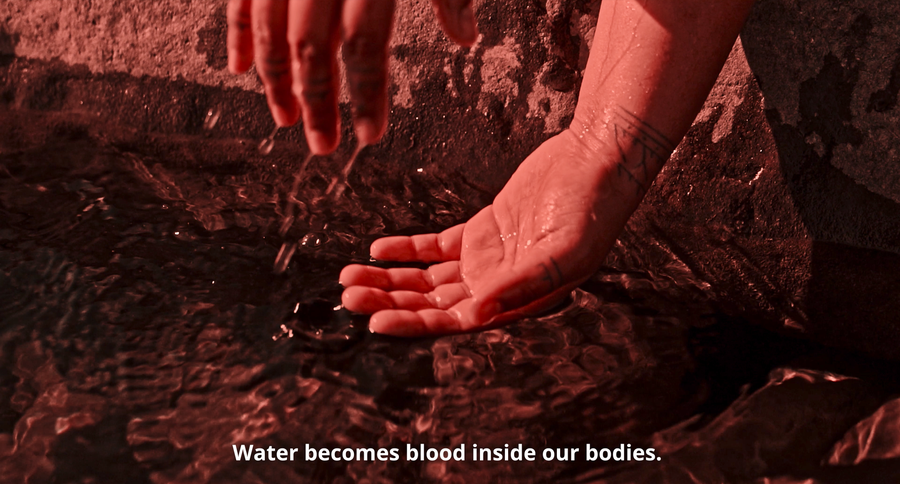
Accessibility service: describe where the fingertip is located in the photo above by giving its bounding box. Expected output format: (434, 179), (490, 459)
(342, 286), (393, 314)
(340, 286), (359, 310)
(355, 117), (385, 146)
(228, 54), (248, 74)
(270, 101), (301, 128)
(455, 5), (479, 46)
(369, 311), (427, 337)
(338, 265), (356, 287)
(262, 75), (300, 127)
(305, 127), (340, 155)
(369, 238), (391, 260)
(368, 312), (389, 334)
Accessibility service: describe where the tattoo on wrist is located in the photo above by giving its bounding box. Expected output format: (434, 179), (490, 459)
(612, 106), (675, 196)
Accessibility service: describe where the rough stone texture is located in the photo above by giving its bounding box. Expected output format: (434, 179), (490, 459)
(1, 1), (257, 91)
(743, 0), (900, 205)
(2, 0), (900, 358)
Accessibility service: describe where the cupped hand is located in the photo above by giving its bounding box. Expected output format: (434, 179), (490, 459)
(227, 0), (479, 154)
(339, 130), (637, 336)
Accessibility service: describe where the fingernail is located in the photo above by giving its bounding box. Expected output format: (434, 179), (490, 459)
(306, 128), (337, 155)
(369, 314), (389, 334)
(355, 118), (382, 145)
(270, 104), (298, 128)
(457, 5), (478, 43)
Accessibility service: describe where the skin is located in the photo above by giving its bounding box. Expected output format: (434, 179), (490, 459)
(338, 0), (757, 336)
(228, 0), (757, 336)
(227, 0), (478, 155)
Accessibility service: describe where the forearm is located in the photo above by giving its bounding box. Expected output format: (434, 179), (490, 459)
(570, 0), (756, 204)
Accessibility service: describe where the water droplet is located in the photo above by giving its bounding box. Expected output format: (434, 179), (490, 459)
(203, 105), (221, 131)
(300, 233), (322, 248)
(325, 141), (367, 201)
(278, 215), (295, 237)
(258, 136), (275, 155)
(258, 126), (279, 155)
(273, 242), (296, 274)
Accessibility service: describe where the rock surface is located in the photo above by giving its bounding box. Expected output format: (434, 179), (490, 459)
(1, 0), (899, 359)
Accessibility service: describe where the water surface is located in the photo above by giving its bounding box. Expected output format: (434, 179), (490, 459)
(1, 108), (899, 484)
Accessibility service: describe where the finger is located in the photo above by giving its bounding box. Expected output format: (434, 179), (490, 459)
(251, 0), (300, 126)
(426, 282), (471, 310)
(369, 309), (467, 337)
(288, 0), (343, 154)
(341, 0), (395, 145)
(370, 224), (464, 262)
(341, 287), (433, 313)
(227, 0), (254, 73)
(430, 0), (479, 46)
(470, 254), (571, 323)
(342, 286), (393, 313)
(339, 261), (461, 291)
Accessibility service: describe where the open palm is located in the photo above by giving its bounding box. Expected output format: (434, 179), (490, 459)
(340, 131), (631, 336)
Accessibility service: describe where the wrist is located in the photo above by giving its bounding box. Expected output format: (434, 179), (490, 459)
(565, 103), (676, 203)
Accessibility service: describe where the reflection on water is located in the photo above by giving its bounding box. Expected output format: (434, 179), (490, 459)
(1, 109), (900, 483)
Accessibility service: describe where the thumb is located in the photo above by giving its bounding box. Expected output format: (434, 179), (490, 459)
(470, 255), (570, 324)
(430, 0), (479, 46)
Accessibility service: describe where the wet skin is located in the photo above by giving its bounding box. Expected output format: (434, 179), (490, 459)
(229, 0), (757, 336)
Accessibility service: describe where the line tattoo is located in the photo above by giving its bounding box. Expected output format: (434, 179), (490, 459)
(612, 106), (676, 196)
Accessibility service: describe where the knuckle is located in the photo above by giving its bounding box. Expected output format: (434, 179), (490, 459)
(261, 56), (290, 82)
(289, 37), (330, 66)
(227, 3), (251, 29)
(299, 75), (333, 103)
(342, 34), (386, 69)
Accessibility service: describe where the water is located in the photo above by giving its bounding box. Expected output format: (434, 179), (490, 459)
(258, 126), (279, 155)
(274, 153), (315, 274)
(326, 142), (367, 201)
(1, 109), (900, 483)
(203, 105), (222, 132)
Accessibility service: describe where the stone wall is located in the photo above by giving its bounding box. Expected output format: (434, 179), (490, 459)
(2, 0), (899, 357)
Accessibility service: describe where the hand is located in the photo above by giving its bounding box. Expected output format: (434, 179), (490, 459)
(227, 0), (479, 154)
(339, 130), (638, 336)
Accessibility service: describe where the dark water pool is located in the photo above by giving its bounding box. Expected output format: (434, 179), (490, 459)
(1, 108), (900, 484)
